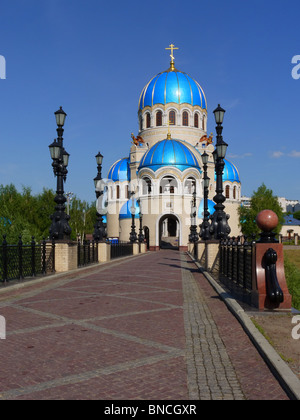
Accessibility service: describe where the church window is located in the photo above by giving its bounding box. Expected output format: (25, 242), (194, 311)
(146, 112), (151, 128)
(194, 113), (199, 128)
(116, 185), (120, 199)
(160, 176), (178, 194)
(184, 177), (196, 194)
(225, 185), (230, 199)
(142, 177), (152, 195)
(169, 110), (176, 125)
(233, 186), (236, 200)
(202, 115), (206, 130)
(125, 185), (129, 199)
(156, 111), (162, 126)
(139, 117), (143, 131)
(182, 111), (189, 126)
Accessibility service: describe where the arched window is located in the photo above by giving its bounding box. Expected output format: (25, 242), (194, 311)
(233, 186), (236, 200)
(139, 117), (143, 131)
(125, 185), (129, 199)
(169, 110), (176, 125)
(182, 111), (189, 126)
(160, 176), (178, 194)
(194, 113), (199, 128)
(146, 112), (151, 128)
(225, 185), (230, 199)
(202, 115), (206, 130)
(184, 177), (196, 194)
(142, 177), (152, 195)
(156, 111), (162, 126)
(116, 185), (120, 199)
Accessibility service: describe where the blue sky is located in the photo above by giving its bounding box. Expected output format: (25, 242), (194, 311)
(0, 0), (300, 204)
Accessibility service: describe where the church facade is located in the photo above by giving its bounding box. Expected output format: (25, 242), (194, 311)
(102, 46), (241, 250)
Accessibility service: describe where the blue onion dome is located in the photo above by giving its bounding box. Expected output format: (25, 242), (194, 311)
(138, 139), (202, 173)
(138, 68), (207, 111)
(198, 199), (215, 218)
(119, 198), (140, 220)
(215, 159), (240, 183)
(107, 157), (130, 182)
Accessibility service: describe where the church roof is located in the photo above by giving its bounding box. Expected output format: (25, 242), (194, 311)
(138, 138), (202, 173)
(107, 157), (130, 182)
(198, 199), (215, 218)
(217, 159), (241, 183)
(138, 68), (207, 111)
(119, 198), (140, 220)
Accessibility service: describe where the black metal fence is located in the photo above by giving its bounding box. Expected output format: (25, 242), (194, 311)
(0, 235), (137, 284)
(219, 236), (256, 293)
(0, 235), (55, 283)
(110, 241), (133, 259)
(77, 240), (98, 267)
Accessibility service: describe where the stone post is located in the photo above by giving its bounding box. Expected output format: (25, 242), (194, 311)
(205, 239), (220, 272)
(294, 233), (298, 246)
(54, 241), (78, 272)
(197, 242), (206, 266)
(133, 243), (140, 255)
(98, 242), (111, 263)
(251, 210), (292, 311)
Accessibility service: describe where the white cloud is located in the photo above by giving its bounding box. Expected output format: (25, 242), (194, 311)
(227, 152), (252, 159)
(270, 151), (284, 158)
(288, 150), (300, 158)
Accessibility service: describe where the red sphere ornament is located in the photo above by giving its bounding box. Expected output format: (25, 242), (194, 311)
(256, 210), (278, 232)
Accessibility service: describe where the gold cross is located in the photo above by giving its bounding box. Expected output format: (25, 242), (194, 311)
(165, 44), (179, 67)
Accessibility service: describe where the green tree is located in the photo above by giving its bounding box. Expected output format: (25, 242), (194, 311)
(0, 184), (96, 244)
(238, 183), (284, 237)
(293, 210), (300, 220)
(69, 196), (97, 241)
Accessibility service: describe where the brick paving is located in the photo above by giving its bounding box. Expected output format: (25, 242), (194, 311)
(0, 250), (289, 400)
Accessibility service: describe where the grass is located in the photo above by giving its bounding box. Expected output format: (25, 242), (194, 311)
(251, 318), (294, 364)
(284, 249), (300, 311)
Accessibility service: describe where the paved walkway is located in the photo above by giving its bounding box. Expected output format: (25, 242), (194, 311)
(0, 250), (289, 400)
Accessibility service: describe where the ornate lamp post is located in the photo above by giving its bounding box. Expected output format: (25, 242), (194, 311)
(129, 191), (137, 243)
(137, 199), (145, 243)
(49, 107), (72, 240)
(93, 151), (106, 242)
(200, 151), (211, 240)
(209, 104), (231, 240)
(189, 190), (199, 243)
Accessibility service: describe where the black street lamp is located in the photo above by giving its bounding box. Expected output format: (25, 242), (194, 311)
(209, 104), (231, 240)
(49, 107), (72, 240)
(93, 151), (106, 242)
(129, 191), (137, 243)
(200, 151), (211, 240)
(137, 199), (145, 243)
(189, 190), (199, 243)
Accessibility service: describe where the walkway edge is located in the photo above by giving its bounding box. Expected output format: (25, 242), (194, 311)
(188, 253), (300, 401)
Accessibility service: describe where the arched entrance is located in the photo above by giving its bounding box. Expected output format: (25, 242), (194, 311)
(159, 214), (180, 250)
(144, 226), (150, 250)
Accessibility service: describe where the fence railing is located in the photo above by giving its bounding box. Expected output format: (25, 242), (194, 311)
(0, 235), (138, 284)
(219, 236), (256, 293)
(0, 236), (55, 283)
(110, 241), (133, 259)
(77, 240), (98, 267)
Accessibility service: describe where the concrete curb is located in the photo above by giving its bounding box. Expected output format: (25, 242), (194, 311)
(188, 253), (300, 401)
